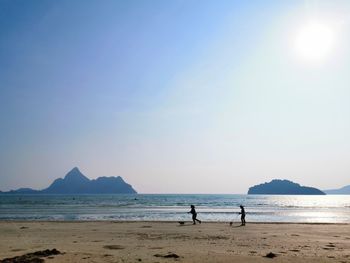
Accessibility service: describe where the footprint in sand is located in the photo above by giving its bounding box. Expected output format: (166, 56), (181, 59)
(289, 249), (300, 252)
(154, 253), (180, 259)
(325, 244), (336, 248)
(322, 247), (334, 250)
(103, 245), (125, 250)
(264, 252), (277, 258)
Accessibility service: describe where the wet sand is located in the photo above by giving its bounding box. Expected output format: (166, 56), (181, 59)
(1, 221), (350, 262)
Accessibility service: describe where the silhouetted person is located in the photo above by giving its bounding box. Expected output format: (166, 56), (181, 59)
(239, 205), (246, 226)
(188, 205), (201, 225)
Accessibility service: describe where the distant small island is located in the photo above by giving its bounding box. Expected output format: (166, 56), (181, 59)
(248, 179), (325, 195)
(324, 185), (350, 195)
(1, 167), (137, 194)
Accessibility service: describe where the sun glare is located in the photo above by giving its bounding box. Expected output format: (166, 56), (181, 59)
(294, 21), (335, 63)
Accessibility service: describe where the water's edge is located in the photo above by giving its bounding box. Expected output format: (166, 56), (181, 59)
(1, 194), (350, 223)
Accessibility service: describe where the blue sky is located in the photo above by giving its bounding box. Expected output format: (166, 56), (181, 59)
(1, 0), (350, 193)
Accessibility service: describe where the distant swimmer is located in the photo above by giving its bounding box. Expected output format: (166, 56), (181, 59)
(239, 205), (246, 226)
(188, 205), (201, 225)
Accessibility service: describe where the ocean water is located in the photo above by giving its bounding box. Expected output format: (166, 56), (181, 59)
(1, 194), (350, 223)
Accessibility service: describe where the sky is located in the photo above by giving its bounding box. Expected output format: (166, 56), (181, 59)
(1, 0), (350, 194)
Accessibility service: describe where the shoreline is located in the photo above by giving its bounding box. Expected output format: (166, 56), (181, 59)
(1, 221), (350, 262)
(1, 220), (350, 225)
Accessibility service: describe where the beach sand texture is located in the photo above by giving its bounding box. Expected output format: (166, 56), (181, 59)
(1, 221), (350, 262)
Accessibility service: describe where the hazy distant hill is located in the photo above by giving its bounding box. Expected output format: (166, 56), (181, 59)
(324, 185), (350, 195)
(6, 188), (40, 194)
(248, 179), (325, 195)
(41, 167), (91, 194)
(2, 167), (137, 194)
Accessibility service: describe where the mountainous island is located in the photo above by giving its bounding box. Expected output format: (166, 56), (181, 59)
(248, 179), (326, 195)
(1, 167), (137, 194)
(324, 185), (350, 195)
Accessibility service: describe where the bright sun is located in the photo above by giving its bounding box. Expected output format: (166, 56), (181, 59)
(294, 21), (335, 63)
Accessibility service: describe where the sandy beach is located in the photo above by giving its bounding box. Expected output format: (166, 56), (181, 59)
(0, 221), (350, 262)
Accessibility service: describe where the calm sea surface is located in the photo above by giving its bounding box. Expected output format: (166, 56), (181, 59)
(1, 194), (350, 223)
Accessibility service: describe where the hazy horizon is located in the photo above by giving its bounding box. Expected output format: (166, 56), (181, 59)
(1, 0), (350, 194)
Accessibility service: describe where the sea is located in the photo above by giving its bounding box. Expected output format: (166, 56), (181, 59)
(1, 194), (350, 223)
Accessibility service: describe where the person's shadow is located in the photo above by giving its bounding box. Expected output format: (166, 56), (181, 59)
(230, 224), (244, 228)
(230, 222), (244, 228)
